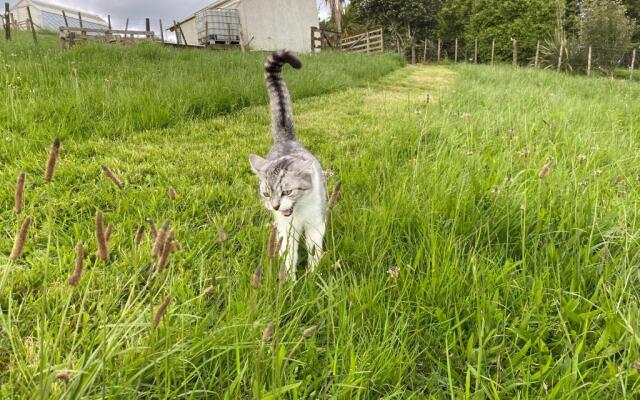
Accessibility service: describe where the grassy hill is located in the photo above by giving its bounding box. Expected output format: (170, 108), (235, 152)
(2, 34), (640, 398)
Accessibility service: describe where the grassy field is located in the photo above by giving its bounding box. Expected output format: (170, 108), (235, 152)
(2, 35), (640, 399)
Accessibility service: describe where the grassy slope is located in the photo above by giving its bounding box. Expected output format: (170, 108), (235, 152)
(2, 35), (640, 398)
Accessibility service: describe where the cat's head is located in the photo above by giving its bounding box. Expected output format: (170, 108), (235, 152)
(249, 155), (313, 217)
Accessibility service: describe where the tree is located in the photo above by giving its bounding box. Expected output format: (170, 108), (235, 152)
(437, 0), (472, 42)
(580, 0), (636, 76)
(323, 0), (346, 33)
(352, 0), (443, 63)
(465, 0), (556, 63)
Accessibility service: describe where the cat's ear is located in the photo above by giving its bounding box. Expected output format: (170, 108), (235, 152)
(249, 154), (268, 176)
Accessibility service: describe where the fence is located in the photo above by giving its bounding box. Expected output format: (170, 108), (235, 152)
(415, 37), (639, 80)
(312, 27), (383, 54)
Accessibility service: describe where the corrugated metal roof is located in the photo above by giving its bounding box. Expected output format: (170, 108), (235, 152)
(11, 0), (107, 23)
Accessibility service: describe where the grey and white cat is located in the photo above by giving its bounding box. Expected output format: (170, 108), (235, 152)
(249, 50), (327, 280)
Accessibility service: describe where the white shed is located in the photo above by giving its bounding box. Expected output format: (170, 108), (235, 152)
(170, 0), (319, 53)
(10, 0), (108, 31)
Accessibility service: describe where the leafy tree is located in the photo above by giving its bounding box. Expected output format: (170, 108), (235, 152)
(437, 0), (472, 42)
(351, 0), (444, 62)
(465, 0), (556, 63)
(580, 0), (636, 76)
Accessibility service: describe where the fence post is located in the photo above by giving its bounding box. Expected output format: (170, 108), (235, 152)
(4, 2), (10, 41)
(437, 38), (441, 62)
(557, 42), (563, 72)
(61, 10), (68, 27)
(474, 38), (478, 64)
(145, 18), (151, 38)
(587, 46), (592, 76)
(26, 6), (37, 44)
(630, 48), (636, 80)
(159, 19), (164, 43)
(107, 15), (112, 30)
(535, 41), (540, 67)
(125, 18), (129, 32)
(455, 38), (458, 63)
(366, 30), (371, 54)
(491, 38), (495, 65)
(78, 12), (83, 29)
(422, 40), (427, 63)
(512, 38), (517, 66)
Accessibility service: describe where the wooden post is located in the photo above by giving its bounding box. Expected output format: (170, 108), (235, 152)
(4, 2), (10, 41)
(26, 6), (37, 44)
(455, 38), (458, 63)
(159, 19), (164, 43)
(587, 46), (592, 76)
(437, 38), (441, 62)
(630, 48), (636, 80)
(491, 38), (495, 65)
(422, 40), (427, 63)
(61, 10), (68, 27)
(557, 42), (564, 72)
(145, 18), (150, 38)
(125, 18), (129, 32)
(474, 38), (478, 64)
(107, 15), (112, 30)
(535, 41), (540, 67)
(78, 12), (83, 29)
(512, 39), (517, 66)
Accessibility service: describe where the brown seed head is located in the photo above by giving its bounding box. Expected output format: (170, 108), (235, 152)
(388, 266), (400, 280)
(538, 160), (552, 178)
(68, 241), (84, 286)
(152, 296), (171, 329)
(15, 172), (25, 213)
(278, 262), (287, 282)
(302, 325), (319, 339)
(95, 211), (109, 261)
(55, 370), (70, 383)
(218, 227), (228, 243)
(267, 225), (279, 259)
(262, 323), (274, 342)
(328, 181), (342, 209)
(134, 225), (144, 246)
(203, 285), (215, 295)
(168, 187), (177, 201)
(152, 220), (170, 257)
(45, 137), (61, 182)
(251, 265), (263, 289)
(104, 223), (113, 242)
(146, 218), (158, 238)
(10, 216), (32, 260)
(157, 228), (175, 271)
(101, 165), (124, 189)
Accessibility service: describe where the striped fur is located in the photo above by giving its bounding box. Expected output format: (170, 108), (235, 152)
(264, 50), (302, 142)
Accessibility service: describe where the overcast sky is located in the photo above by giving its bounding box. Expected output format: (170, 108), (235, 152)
(11, 0), (330, 39)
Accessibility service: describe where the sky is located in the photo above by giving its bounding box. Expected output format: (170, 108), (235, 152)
(11, 0), (331, 39)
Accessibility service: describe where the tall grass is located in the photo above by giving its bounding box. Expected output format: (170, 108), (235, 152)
(1, 33), (640, 398)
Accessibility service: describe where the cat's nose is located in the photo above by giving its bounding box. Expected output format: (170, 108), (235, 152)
(273, 203), (280, 211)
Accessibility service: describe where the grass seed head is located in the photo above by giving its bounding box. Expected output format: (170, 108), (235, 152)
(55, 370), (70, 383)
(146, 218), (158, 237)
(578, 154), (587, 162)
(168, 187), (177, 201)
(101, 165), (124, 189)
(152, 296), (171, 329)
(203, 285), (215, 295)
(538, 160), (552, 178)
(15, 172), (25, 213)
(152, 220), (170, 257)
(10, 216), (32, 260)
(267, 225), (279, 259)
(218, 227), (228, 243)
(68, 241), (84, 286)
(157, 228), (175, 270)
(134, 226), (144, 246)
(388, 266), (399, 280)
(262, 323), (274, 342)
(328, 181), (342, 209)
(105, 223), (113, 242)
(45, 137), (61, 182)
(278, 262), (287, 282)
(302, 325), (319, 339)
(95, 211), (109, 261)
(251, 265), (263, 288)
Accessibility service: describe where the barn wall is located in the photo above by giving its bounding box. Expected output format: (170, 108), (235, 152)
(215, 0), (317, 53)
(177, 19), (198, 46)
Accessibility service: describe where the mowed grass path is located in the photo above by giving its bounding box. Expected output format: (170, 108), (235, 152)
(2, 56), (640, 398)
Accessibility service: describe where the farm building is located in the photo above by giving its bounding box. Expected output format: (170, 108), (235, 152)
(10, 0), (108, 31)
(169, 0), (319, 53)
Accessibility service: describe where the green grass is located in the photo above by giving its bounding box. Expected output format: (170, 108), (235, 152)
(2, 34), (640, 398)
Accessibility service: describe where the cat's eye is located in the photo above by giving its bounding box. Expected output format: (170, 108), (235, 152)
(263, 192), (271, 198)
(282, 190), (292, 196)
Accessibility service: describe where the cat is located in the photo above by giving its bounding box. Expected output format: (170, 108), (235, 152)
(249, 50), (327, 281)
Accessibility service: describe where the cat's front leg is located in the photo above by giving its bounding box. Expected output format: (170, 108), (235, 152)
(305, 220), (325, 273)
(276, 216), (301, 281)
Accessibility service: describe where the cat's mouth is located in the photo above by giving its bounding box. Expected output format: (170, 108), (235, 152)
(280, 207), (293, 217)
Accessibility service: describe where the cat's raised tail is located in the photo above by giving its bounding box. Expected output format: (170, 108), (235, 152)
(264, 50), (302, 143)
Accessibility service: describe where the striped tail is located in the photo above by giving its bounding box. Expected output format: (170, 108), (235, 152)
(264, 50), (302, 143)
